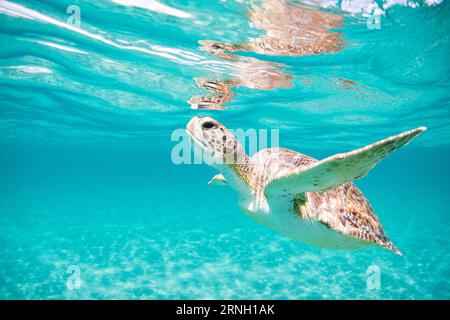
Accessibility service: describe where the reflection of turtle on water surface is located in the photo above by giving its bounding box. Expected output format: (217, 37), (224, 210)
(189, 0), (347, 110)
(189, 79), (238, 110)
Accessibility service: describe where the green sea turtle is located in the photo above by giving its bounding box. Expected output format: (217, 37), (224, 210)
(186, 116), (426, 255)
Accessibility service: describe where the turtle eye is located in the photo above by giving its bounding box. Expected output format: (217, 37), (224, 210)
(202, 121), (217, 129)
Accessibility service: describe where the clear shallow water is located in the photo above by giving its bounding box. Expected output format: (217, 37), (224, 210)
(0, 0), (449, 299)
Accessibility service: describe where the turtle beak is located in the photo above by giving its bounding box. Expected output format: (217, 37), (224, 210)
(186, 116), (202, 136)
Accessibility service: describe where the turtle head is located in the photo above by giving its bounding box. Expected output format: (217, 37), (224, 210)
(186, 116), (245, 168)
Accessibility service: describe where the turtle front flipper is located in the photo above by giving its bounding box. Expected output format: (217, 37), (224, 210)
(208, 174), (228, 186)
(265, 127), (426, 197)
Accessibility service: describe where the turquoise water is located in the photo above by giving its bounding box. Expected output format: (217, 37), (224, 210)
(0, 0), (449, 299)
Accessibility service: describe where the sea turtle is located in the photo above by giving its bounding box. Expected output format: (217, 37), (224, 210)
(186, 116), (426, 255)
